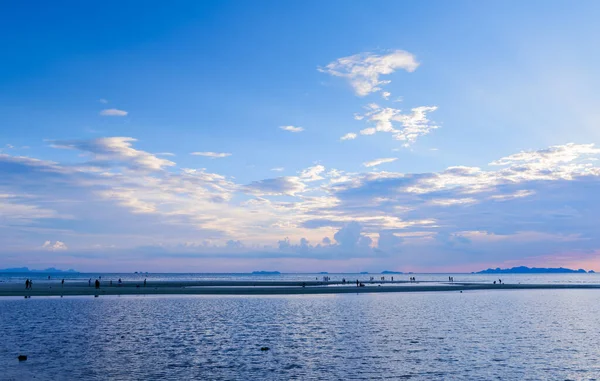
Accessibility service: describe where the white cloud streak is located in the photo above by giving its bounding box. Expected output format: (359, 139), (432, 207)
(319, 50), (419, 96)
(51, 137), (174, 171)
(340, 133), (357, 141)
(190, 152), (232, 158)
(279, 126), (304, 133)
(99, 108), (128, 116)
(363, 158), (398, 167)
(42, 241), (68, 251)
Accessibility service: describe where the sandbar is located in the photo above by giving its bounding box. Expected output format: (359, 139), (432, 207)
(2, 280), (600, 297)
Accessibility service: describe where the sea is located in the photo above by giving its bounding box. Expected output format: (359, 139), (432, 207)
(1, 273), (600, 380)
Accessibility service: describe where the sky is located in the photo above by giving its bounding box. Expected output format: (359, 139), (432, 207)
(1, 0), (600, 272)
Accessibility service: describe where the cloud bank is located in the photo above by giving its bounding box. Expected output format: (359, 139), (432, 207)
(2, 139), (600, 271)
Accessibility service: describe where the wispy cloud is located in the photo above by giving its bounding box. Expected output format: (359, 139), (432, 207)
(355, 104), (439, 146)
(42, 241), (68, 251)
(190, 152), (232, 158)
(489, 143), (600, 167)
(155, 152), (176, 156)
(299, 165), (326, 182)
(280, 125), (304, 133)
(363, 157), (398, 167)
(99, 99), (108, 104)
(51, 136), (174, 171)
(99, 108), (128, 116)
(340, 133), (357, 141)
(319, 50), (419, 96)
(271, 167), (285, 172)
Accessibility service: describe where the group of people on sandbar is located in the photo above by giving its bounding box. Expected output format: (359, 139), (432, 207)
(448, 276), (454, 282)
(409, 277), (416, 282)
(24, 279), (33, 289)
(88, 278), (101, 289)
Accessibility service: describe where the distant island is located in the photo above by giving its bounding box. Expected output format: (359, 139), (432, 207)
(251, 271), (281, 275)
(475, 266), (595, 274)
(318, 272), (329, 274)
(359, 271), (369, 274)
(381, 270), (403, 274)
(0, 267), (78, 273)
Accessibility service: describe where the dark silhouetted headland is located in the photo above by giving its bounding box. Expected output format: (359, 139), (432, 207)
(475, 266), (593, 274)
(251, 271), (281, 275)
(0, 267), (78, 273)
(381, 270), (403, 274)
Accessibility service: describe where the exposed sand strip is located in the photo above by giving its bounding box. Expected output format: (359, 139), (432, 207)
(2, 280), (600, 297)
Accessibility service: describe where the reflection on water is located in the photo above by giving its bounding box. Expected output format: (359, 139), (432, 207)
(1, 290), (599, 380)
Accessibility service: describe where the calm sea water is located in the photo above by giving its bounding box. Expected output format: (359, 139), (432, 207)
(1, 272), (599, 285)
(1, 290), (599, 380)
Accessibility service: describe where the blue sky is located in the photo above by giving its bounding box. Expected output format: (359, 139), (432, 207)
(2, 1), (600, 272)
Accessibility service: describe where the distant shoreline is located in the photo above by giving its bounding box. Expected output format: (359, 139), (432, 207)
(475, 266), (595, 274)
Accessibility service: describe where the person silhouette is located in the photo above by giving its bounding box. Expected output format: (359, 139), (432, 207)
(61, 279), (64, 287)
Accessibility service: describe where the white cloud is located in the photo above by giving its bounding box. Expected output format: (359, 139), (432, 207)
(190, 152), (232, 158)
(490, 143), (600, 167)
(354, 105), (439, 146)
(381, 91), (391, 100)
(271, 167), (285, 172)
(360, 128), (376, 135)
(156, 152), (175, 157)
(51, 137), (174, 171)
(99, 99), (108, 104)
(99, 108), (128, 116)
(340, 133), (357, 141)
(430, 198), (478, 206)
(318, 50), (419, 96)
(42, 241), (68, 251)
(490, 190), (536, 201)
(300, 165), (326, 182)
(363, 158), (398, 167)
(280, 126), (304, 133)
